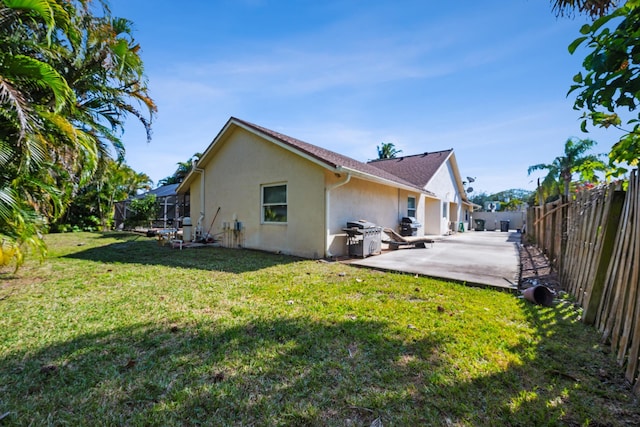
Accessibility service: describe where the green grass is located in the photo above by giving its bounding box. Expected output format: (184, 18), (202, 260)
(0, 232), (638, 426)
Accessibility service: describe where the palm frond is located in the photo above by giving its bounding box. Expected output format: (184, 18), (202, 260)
(551, 0), (619, 18)
(3, 0), (57, 44)
(0, 67), (34, 141)
(2, 54), (75, 111)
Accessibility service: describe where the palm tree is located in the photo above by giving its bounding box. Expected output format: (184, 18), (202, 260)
(0, 0), (79, 267)
(0, 0), (156, 269)
(551, 0), (620, 18)
(528, 138), (606, 199)
(157, 153), (202, 186)
(56, 159), (152, 231)
(91, 160), (153, 229)
(376, 143), (402, 159)
(64, 13), (157, 157)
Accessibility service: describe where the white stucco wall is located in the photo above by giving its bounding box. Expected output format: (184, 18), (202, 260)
(326, 175), (422, 256)
(190, 127), (327, 258)
(424, 160), (463, 235)
(423, 198), (441, 235)
(184, 123), (474, 256)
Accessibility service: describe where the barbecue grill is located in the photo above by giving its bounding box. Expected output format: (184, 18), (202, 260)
(400, 217), (422, 236)
(343, 220), (382, 258)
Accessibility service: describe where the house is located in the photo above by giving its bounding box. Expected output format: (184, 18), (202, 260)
(368, 151), (474, 235)
(114, 183), (190, 230)
(176, 117), (473, 258)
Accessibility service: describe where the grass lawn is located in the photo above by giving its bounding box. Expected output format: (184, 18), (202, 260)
(1, 232), (638, 426)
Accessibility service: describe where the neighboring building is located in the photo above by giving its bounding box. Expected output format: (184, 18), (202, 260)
(114, 183), (190, 230)
(484, 201), (501, 212)
(176, 117), (473, 258)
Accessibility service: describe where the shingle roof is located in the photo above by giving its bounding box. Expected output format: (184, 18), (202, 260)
(134, 183), (179, 199)
(367, 150), (453, 189)
(232, 117), (428, 193)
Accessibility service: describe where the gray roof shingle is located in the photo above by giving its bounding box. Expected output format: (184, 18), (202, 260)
(367, 150), (453, 189)
(232, 117), (428, 193)
(134, 183), (178, 199)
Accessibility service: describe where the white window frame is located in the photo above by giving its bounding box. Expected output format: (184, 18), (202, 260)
(407, 196), (416, 218)
(261, 183), (288, 224)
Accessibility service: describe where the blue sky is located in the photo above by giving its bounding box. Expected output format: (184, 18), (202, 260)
(108, 0), (619, 195)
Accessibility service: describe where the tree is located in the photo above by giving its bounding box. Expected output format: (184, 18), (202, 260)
(470, 189), (532, 211)
(124, 194), (156, 229)
(565, 1), (639, 168)
(490, 188), (533, 203)
(54, 160), (152, 231)
(501, 199), (524, 212)
(552, 0), (620, 18)
(527, 137), (606, 198)
(0, 0), (155, 269)
(157, 153), (202, 187)
(376, 143), (402, 159)
(0, 0), (78, 267)
(469, 192), (491, 208)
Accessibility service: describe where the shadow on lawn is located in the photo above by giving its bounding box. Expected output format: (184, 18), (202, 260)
(514, 298), (639, 425)
(2, 308), (637, 425)
(62, 232), (301, 273)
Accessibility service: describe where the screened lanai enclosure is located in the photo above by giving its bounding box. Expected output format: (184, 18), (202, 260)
(114, 184), (190, 230)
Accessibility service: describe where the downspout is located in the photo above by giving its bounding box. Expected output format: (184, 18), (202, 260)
(325, 171), (351, 258)
(192, 166), (205, 238)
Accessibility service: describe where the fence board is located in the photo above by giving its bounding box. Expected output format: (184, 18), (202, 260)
(602, 180), (632, 338)
(615, 174), (637, 363)
(527, 169), (640, 392)
(581, 190), (605, 305)
(583, 190), (625, 325)
(597, 191), (630, 333)
(621, 175), (639, 381)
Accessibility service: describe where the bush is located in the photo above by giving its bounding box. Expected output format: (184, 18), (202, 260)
(124, 194), (157, 229)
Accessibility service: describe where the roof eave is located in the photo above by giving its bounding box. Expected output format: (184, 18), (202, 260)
(340, 166), (433, 196)
(176, 117), (438, 198)
(232, 119), (339, 171)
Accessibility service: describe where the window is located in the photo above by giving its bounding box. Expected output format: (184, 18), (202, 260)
(262, 184), (287, 223)
(407, 196), (416, 218)
(442, 202), (448, 218)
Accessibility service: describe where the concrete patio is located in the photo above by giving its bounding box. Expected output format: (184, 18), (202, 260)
(350, 230), (521, 290)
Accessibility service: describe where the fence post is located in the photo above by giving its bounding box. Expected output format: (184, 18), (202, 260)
(582, 190), (626, 325)
(559, 195), (569, 272)
(537, 205), (543, 251)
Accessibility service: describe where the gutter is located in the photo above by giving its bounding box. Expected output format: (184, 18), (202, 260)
(340, 165), (424, 194)
(325, 171), (351, 258)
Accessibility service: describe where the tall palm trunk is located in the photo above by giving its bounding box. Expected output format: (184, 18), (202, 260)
(561, 170), (573, 198)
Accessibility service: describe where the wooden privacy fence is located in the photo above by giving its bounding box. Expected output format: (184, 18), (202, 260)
(528, 169), (640, 391)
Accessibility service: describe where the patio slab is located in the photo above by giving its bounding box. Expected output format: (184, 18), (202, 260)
(350, 230), (521, 290)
